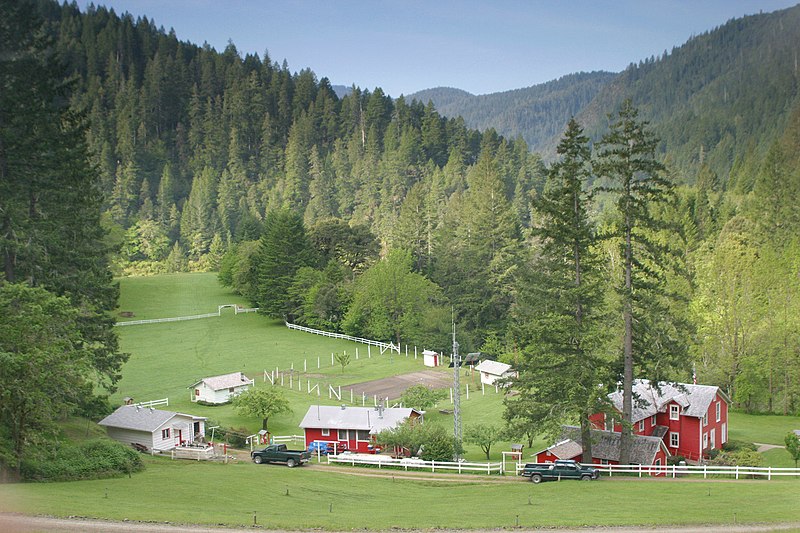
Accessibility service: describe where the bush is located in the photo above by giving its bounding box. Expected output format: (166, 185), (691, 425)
(20, 439), (144, 482)
(722, 440), (757, 452)
(709, 448), (762, 468)
(666, 455), (686, 466)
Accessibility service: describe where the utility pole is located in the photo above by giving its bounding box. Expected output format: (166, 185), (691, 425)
(452, 321), (462, 459)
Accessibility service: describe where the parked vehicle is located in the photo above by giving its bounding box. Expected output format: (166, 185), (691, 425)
(307, 441), (331, 455)
(251, 444), (311, 467)
(519, 460), (600, 483)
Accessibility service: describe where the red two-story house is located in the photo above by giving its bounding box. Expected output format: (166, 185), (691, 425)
(590, 379), (730, 462)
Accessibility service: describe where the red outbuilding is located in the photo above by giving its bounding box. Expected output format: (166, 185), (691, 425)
(589, 379), (730, 462)
(534, 425), (670, 473)
(299, 405), (423, 454)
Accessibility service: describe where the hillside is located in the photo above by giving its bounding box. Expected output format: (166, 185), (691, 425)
(408, 72), (616, 152)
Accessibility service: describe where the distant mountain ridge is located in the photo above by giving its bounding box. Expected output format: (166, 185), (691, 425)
(408, 72), (616, 153)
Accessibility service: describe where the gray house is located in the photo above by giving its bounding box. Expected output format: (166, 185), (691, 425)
(98, 405), (206, 452)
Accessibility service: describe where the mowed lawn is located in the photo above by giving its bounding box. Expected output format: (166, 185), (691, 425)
(2, 458), (798, 530)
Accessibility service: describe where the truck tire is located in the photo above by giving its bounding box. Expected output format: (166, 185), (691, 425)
(286, 458), (297, 468)
(253, 455), (263, 464)
(581, 474), (592, 481)
(530, 473), (543, 484)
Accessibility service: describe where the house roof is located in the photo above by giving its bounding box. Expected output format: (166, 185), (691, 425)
(608, 379), (729, 423)
(556, 426), (668, 465)
(189, 371), (254, 391)
(543, 439), (584, 460)
(474, 360), (512, 376)
(422, 350), (439, 356)
(299, 405), (421, 435)
(98, 405), (205, 433)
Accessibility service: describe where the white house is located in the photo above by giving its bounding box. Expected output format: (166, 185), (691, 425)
(98, 405), (206, 452)
(189, 371), (254, 404)
(422, 350), (440, 367)
(474, 359), (514, 386)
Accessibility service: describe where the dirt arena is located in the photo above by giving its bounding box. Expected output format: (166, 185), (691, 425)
(343, 369), (453, 401)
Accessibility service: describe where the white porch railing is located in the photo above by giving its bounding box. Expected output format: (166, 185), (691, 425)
(514, 462), (800, 480)
(328, 453), (503, 475)
(285, 322), (400, 354)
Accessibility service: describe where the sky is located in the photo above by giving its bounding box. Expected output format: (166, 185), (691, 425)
(75, 1), (799, 98)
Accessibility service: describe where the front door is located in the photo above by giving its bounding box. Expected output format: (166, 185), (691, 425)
(176, 429), (182, 445)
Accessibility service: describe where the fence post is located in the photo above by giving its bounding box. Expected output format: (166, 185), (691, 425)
(304, 359), (307, 372)
(736, 465), (739, 480)
(331, 353), (334, 365)
(368, 346), (371, 358)
(703, 465), (707, 479)
(356, 348), (359, 360)
(415, 346), (417, 359)
(768, 467), (771, 481)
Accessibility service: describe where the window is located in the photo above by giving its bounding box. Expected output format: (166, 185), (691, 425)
(605, 414), (613, 431)
(161, 428), (170, 440)
(703, 433), (708, 450)
(703, 413), (708, 427)
(669, 404), (680, 420)
(321, 428), (330, 437)
(655, 458), (661, 467)
(194, 389), (200, 397)
(356, 430), (370, 442)
(638, 420), (645, 432)
(721, 423), (727, 444)
(669, 432), (679, 448)
(651, 415), (657, 426)
(229, 387), (234, 393)
(715, 402), (721, 422)
(710, 429), (716, 449)
(337, 429), (348, 441)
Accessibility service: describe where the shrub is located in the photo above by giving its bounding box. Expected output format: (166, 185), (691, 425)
(722, 440), (757, 452)
(709, 448), (762, 468)
(20, 439), (144, 482)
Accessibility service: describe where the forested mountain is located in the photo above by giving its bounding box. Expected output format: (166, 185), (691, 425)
(22, 0), (800, 418)
(408, 72), (616, 153)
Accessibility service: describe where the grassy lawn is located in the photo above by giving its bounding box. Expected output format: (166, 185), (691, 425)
(728, 411), (800, 446)
(1, 457), (798, 530)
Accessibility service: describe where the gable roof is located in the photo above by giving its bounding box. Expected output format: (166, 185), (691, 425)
(299, 405), (421, 435)
(474, 360), (512, 376)
(608, 379), (729, 423)
(190, 372), (254, 391)
(557, 426), (668, 465)
(98, 405), (205, 433)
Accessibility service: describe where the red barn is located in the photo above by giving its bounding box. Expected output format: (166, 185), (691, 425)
(534, 425), (670, 471)
(299, 405), (422, 453)
(590, 379), (730, 462)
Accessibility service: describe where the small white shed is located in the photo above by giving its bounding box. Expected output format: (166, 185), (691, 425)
(422, 350), (440, 367)
(189, 372), (254, 404)
(98, 405), (206, 452)
(474, 360), (514, 386)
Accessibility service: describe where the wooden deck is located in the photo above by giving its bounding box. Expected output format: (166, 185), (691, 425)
(170, 445), (216, 461)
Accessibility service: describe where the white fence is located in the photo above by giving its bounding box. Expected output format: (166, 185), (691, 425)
(135, 398), (169, 408)
(514, 462), (800, 480)
(327, 453), (504, 475)
(116, 304), (257, 326)
(272, 435), (305, 444)
(285, 322), (399, 354)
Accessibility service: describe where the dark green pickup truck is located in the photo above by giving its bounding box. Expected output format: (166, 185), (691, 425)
(251, 444), (311, 467)
(520, 460), (599, 483)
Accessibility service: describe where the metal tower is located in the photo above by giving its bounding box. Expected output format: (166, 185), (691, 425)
(452, 322), (462, 458)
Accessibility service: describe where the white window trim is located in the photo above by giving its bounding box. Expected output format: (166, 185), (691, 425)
(337, 429), (348, 441)
(638, 420), (645, 432)
(669, 432), (679, 448)
(651, 414), (657, 426)
(715, 402), (721, 422)
(710, 428), (716, 448)
(703, 413), (708, 427)
(321, 428), (330, 437)
(721, 423), (727, 444)
(669, 404), (680, 420)
(703, 432), (708, 450)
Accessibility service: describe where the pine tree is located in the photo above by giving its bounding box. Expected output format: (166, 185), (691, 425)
(594, 100), (682, 464)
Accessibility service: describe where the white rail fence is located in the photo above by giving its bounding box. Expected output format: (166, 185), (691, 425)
(115, 304), (258, 326)
(272, 435), (305, 444)
(135, 398), (169, 408)
(327, 453), (504, 475)
(514, 462), (800, 480)
(285, 322), (399, 354)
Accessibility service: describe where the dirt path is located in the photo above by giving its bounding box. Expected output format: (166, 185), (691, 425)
(344, 369), (453, 401)
(755, 442), (785, 453)
(2, 513), (799, 533)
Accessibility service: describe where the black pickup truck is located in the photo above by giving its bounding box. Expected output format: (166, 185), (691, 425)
(519, 460), (600, 483)
(251, 444), (311, 467)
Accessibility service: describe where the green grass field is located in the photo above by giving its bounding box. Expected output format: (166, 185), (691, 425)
(2, 457), (798, 530)
(5, 272), (797, 530)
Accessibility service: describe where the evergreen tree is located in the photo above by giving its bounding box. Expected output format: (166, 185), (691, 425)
(509, 119), (609, 461)
(594, 100), (683, 464)
(256, 209), (316, 320)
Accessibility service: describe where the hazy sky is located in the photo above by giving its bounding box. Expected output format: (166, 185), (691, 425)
(76, 1), (798, 97)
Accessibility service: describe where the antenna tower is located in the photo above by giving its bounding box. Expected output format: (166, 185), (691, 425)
(452, 321), (462, 458)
